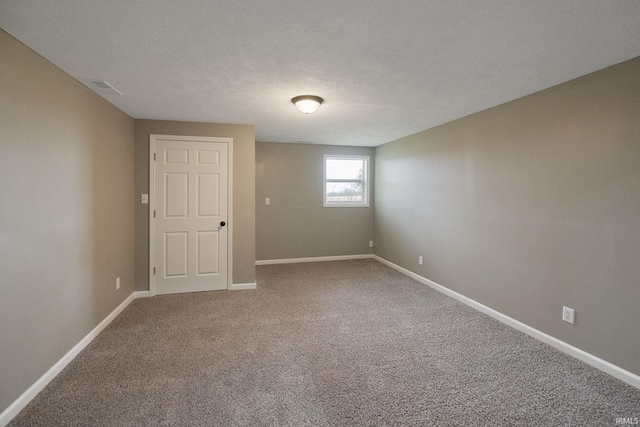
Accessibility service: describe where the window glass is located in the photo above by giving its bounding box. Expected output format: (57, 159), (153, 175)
(324, 155), (369, 207)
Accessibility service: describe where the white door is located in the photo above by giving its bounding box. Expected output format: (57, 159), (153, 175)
(151, 135), (230, 295)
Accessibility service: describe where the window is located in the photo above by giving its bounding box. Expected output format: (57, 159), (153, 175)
(324, 155), (369, 207)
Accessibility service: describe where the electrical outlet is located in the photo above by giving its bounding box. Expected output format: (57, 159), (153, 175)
(418, 256), (424, 265)
(265, 198), (270, 205)
(369, 240), (374, 248)
(562, 306), (575, 324)
(116, 277), (121, 290)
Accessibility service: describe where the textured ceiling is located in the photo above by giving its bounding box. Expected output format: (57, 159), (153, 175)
(1, 1), (640, 146)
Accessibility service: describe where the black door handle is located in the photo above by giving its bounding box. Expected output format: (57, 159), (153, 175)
(220, 221), (226, 227)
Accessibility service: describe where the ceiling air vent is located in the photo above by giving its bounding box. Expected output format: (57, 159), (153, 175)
(88, 80), (122, 95)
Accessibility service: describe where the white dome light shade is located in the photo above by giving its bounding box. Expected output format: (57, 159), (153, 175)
(292, 95), (324, 114)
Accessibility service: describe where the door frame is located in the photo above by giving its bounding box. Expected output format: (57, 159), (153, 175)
(149, 134), (233, 296)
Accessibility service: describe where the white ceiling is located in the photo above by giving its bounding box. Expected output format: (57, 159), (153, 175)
(2, 1), (640, 147)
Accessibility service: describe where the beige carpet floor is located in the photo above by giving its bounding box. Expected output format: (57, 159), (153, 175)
(9, 259), (640, 426)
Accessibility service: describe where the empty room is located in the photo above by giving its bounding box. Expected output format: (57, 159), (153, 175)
(1, 1), (639, 426)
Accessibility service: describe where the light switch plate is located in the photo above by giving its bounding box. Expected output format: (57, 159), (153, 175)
(141, 194), (149, 204)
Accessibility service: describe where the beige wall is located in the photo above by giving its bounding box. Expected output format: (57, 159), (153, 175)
(0, 29), (135, 412)
(134, 120), (255, 288)
(256, 142), (374, 261)
(374, 57), (640, 375)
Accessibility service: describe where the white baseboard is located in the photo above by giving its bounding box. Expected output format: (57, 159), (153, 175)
(256, 254), (373, 265)
(229, 282), (257, 290)
(0, 291), (144, 427)
(133, 290), (151, 298)
(372, 255), (640, 390)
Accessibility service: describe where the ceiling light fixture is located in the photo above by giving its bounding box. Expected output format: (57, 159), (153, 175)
(291, 95), (324, 114)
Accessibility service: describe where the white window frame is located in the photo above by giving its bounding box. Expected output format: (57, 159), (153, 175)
(323, 155), (370, 208)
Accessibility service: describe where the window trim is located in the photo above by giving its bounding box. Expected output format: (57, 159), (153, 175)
(323, 154), (370, 208)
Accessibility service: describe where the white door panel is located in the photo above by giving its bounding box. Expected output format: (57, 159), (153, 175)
(165, 173), (188, 217)
(197, 173), (219, 217)
(151, 136), (229, 295)
(165, 232), (188, 277)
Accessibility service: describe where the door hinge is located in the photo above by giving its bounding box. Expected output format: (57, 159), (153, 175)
(153, 210), (156, 218)
(154, 152), (157, 161)
(153, 267), (156, 275)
